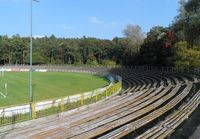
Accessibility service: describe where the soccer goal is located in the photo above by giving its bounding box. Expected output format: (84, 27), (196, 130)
(0, 67), (5, 78)
(0, 67), (7, 98)
(0, 83), (7, 98)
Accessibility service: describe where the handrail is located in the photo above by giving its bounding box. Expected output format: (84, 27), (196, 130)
(0, 78), (122, 126)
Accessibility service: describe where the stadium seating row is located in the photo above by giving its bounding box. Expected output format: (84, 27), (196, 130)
(1, 67), (199, 139)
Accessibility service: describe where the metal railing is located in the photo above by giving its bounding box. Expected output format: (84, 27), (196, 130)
(0, 81), (122, 127)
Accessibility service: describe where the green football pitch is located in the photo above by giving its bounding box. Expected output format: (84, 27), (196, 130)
(0, 72), (109, 107)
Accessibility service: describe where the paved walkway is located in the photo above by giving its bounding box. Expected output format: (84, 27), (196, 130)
(189, 125), (200, 139)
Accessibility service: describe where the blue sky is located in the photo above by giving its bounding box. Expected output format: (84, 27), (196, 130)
(0, 0), (179, 39)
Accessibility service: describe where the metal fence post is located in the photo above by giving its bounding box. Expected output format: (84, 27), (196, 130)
(95, 91), (98, 102)
(61, 98), (64, 112)
(81, 94), (84, 106)
(106, 87), (108, 97)
(31, 103), (36, 119)
(112, 85), (115, 94)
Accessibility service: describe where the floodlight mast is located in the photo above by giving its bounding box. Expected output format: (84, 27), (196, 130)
(30, 0), (39, 118)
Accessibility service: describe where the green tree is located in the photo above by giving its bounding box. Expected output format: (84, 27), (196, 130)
(172, 41), (200, 69)
(172, 0), (200, 47)
(122, 24), (145, 65)
(139, 26), (173, 66)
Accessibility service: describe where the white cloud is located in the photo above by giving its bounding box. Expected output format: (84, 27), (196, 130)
(166, 0), (179, 4)
(0, 0), (27, 3)
(88, 16), (117, 28)
(56, 24), (73, 31)
(33, 35), (45, 39)
(88, 17), (103, 24)
(108, 21), (117, 27)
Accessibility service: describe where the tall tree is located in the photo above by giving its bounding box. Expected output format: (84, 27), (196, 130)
(172, 0), (200, 47)
(123, 24), (145, 46)
(139, 26), (173, 66)
(122, 24), (145, 65)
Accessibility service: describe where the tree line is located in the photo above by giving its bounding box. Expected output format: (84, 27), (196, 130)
(0, 0), (199, 69)
(139, 0), (200, 68)
(0, 34), (141, 66)
(0, 24), (145, 66)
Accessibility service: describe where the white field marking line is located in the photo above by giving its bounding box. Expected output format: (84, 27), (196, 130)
(0, 91), (6, 98)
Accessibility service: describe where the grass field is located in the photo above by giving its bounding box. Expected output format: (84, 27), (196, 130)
(0, 72), (109, 107)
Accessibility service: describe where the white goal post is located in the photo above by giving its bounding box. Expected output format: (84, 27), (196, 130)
(0, 67), (5, 77)
(0, 67), (7, 98)
(0, 83), (8, 98)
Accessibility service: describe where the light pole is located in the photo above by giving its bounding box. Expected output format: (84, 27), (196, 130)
(30, 0), (39, 118)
